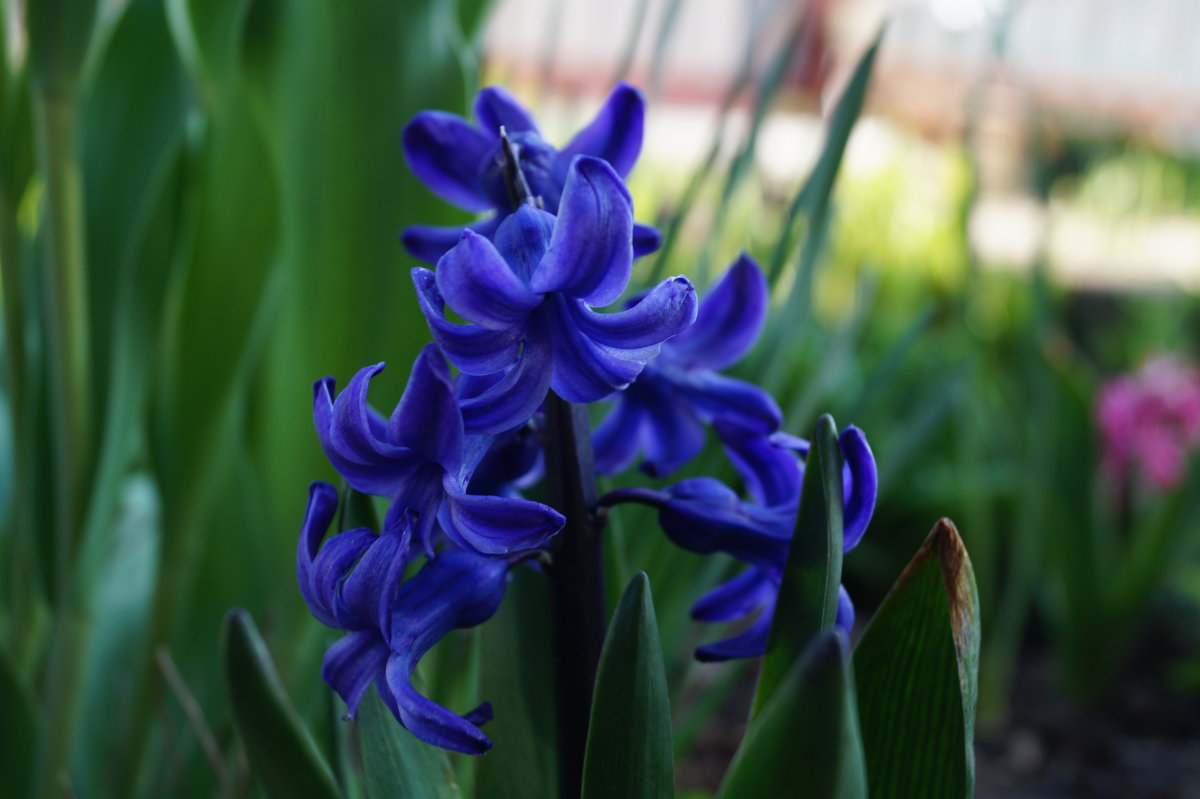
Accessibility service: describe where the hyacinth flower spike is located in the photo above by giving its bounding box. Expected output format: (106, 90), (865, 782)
(402, 82), (662, 262)
(594, 252), (783, 477)
(296, 482), (510, 754)
(313, 343), (563, 555)
(602, 421), (877, 660)
(413, 156), (698, 434)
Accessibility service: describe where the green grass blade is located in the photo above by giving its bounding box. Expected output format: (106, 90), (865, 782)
(0, 646), (35, 799)
(222, 609), (341, 799)
(718, 630), (866, 799)
(753, 413), (844, 717)
(852, 519), (980, 799)
(582, 573), (674, 799)
(765, 27), (883, 288)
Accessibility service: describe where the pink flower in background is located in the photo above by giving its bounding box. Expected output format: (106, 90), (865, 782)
(1096, 355), (1200, 491)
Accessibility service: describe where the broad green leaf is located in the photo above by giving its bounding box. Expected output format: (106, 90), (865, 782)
(356, 686), (461, 799)
(475, 569), (557, 799)
(81, 0), (186, 442)
(753, 413), (843, 716)
(582, 573), (673, 799)
(852, 518), (980, 799)
(0, 647), (35, 799)
(719, 630), (867, 799)
(26, 0), (99, 92)
(222, 609), (341, 799)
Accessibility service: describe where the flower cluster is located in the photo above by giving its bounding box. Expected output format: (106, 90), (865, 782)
(297, 83), (879, 755)
(1097, 354), (1200, 491)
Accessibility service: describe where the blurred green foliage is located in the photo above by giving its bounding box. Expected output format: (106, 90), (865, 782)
(2, 0), (1199, 796)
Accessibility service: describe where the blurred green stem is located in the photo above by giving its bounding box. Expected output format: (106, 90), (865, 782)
(32, 87), (92, 799)
(0, 188), (33, 650)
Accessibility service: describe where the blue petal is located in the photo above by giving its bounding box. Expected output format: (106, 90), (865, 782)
(322, 630), (390, 717)
(836, 584), (856, 632)
(568, 276), (697, 353)
(387, 345), (465, 474)
(691, 568), (774, 622)
(695, 600), (775, 662)
(474, 86), (539, 136)
(665, 253), (768, 371)
(386, 550), (510, 654)
(338, 528), (408, 630)
(412, 268), (523, 375)
(715, 421), (802, 509)
(677, 370), (782, 434)
(467, 424), (544, 495)
(297, 482), (367, 628)
(402, 111), (493, 211)
(315, 366), (422, 496)
(386, 654), (493, 755)
(492, 205), (555, 283)
(839, 426), (877, 552)
(633, 223), (663, 258)
(660, 477), (792, 571)
(543, 297), (646, 403)
(458, 326), (553, 434)
(383, 551), (511, 753)
(592, 394), (646, 476)
(442, 478), (563, 555)
(402, 217), (501, 265)
(558, 82), (645, 177)
(640, 382), (706, 477)
(436, 230), (541, 330)
(383, 465), (444, 557)
(531, 157), (633, 307)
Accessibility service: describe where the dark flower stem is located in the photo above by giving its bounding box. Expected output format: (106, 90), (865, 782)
(597, 486), (668, 510)
(498, 138), (603, 796)
(541, 392), (607, 799)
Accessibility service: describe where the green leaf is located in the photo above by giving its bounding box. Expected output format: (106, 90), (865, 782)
(26, 0), (99, 92)
(222, 609), (341, 799)
(852, 518), (980, 799)
(355, 686), (461, 799)
(757, 27), (884, 393)
(765, 26), (884, 287)
(582, 573), (674, 799)
(475, 569), (557, 799)
(0, 647), (35, 799)
(718, 630), (867, 799)
(753, 413), (844, 716)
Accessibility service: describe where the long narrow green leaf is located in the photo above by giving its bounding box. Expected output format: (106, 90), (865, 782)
(758, 27), (884, 393)
(765, 26), (883, 287)
(718, 630), (866, 799)
(582, 573), (673, 799)
(852, 518), (980, 799)
(0, 647), (35, 799)
(753, 413), (844, 716)
(355, 687), (460, 799)
(222, 609), (341, 799)
(475, 568), (557, 799)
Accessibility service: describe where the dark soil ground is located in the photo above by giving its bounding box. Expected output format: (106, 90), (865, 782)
(676, 639), (1200, 798)
(974, 645), (1200, 799)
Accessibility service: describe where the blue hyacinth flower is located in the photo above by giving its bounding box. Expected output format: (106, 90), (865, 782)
(593, 253), (782, 477)
(412, 156), (698, 433)
(402, 82), (661, 263)
(608, 420), (877, 661)
(313, 343), (563, 555)
(296, 482), (510, 754)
